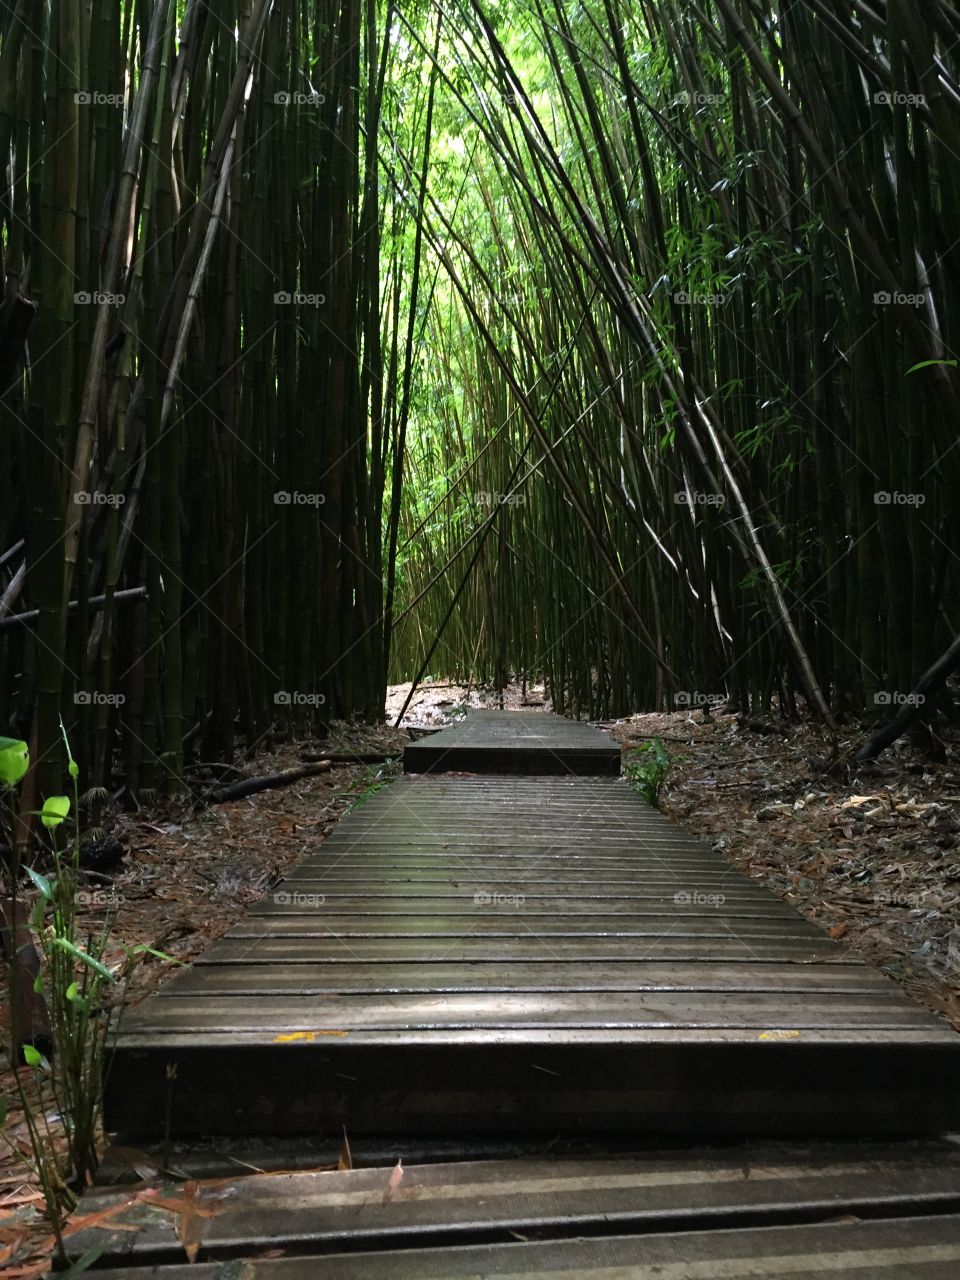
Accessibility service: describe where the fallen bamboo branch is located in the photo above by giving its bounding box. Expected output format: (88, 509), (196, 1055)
(856, 633), (960, 761)
(300, 751), (398, 764)
(200, 760), (333, 805)
(0, 586), (146, 632)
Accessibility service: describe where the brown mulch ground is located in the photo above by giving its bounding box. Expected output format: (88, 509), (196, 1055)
(2, 693), (959, 1273)
(609, 710), (960, 1030)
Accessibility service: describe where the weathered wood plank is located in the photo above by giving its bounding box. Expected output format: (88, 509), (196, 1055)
(198, 936), (847, 962)
(65, 1145), (960, 1267)
(225, 917), (823, 938)
(69, 1212), (960, 1276)
(167, 961), (890, 996)
(248, 898), (805, 920)
(282, 871), (766, 884)
(122, 990), (938, 1033)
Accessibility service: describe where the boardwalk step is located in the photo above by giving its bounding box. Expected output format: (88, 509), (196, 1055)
(66, 1144), (960, 1275)
(402, 709), (622, 774)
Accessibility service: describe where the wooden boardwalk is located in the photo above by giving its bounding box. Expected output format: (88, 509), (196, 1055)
(403, 708), (622, 773)
(105, 713), (960, 1139)
(72, 709), (960, 1274)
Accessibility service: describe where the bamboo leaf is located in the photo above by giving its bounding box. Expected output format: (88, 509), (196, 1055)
(25, 866), (55, 900)
(53, 937), (115, 982)
(905, 358), (958, 376)
(40, 795), (71, 828)
(0, 737), (29, 785)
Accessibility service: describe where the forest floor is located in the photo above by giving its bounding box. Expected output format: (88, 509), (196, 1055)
(608, 710), (960, 1031)
(2, 687), (959, 1273)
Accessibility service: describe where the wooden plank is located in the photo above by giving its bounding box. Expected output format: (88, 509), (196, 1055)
(248, 899), (804, 920)
(104, 1036), (960, 1135)
(279, 882), (782, 900)
(165, 960), (894, 995)
(198, 936), (847, 962)
(110, 1027), (960, 1047)
(65, 1145), (960, 1267)
(308, 859), (737, 870)
(122, 990), (938, 1033)
(69, 1215), (960, 1277)
(281, 870), (764, 883)
(225, 917), (822, 938)
(311, 846), (750, 860)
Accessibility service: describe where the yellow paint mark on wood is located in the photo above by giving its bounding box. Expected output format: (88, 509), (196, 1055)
(273, 1030), (349, 1043)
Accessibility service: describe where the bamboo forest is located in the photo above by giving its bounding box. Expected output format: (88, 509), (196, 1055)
(3, 2), (960, 1274)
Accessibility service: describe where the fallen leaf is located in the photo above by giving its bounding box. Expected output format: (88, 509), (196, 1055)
(383, 1159), (404, 1203)
(107, 1146), (163, 1182)
(841, 795), (882, 809)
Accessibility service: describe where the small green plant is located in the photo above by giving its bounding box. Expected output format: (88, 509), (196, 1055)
(0, 724), (168, 1258)
(347, 758), (399, 810)
(624, 739), (672, 807)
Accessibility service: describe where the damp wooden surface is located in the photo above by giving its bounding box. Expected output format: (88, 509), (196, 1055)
(105, 750), (960, 1138)
(65, 1141), (960, 1273)
(65, 1217), (960, 1278)
(401, 708), (622, 774)
(86, 712), (960, 1276)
